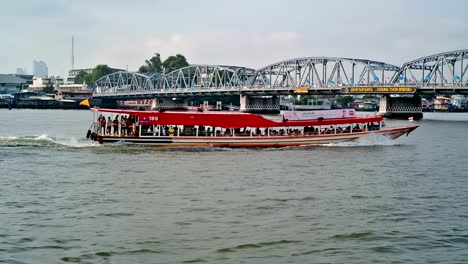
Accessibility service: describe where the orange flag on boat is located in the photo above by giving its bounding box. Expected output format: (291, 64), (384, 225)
(79, 99), (91, 108)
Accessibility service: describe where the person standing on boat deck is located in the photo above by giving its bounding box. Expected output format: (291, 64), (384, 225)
(121, 116), (127, 135)
(168, 126), (175, 136)
(106, 117), (112, 135)
(113, 115), (119, 135)
(96, 114), (103, 132)
(126, 117), (133, 135)
(99, 116), (106, 134)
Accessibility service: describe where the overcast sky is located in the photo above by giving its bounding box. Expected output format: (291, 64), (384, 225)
(1, 0), (468, 76)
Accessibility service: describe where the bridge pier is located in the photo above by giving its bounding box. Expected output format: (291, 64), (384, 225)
(240, 95), (280, 114)
(152, 98), (188, 111)
(378, 94), (423, 119)
(98, 98), (118, 109)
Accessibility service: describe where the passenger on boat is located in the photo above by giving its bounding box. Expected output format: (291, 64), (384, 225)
(126, 117), (133, 135)
(113, 116), (119, 135)
(199, 126), (205, 136)
(169, 126), (175, 136)
(121, 116), (127, 135)
(367, 122), (379, 131)
(107, 117), (112, 134)
(99, 116), (106, 134)
(95, 115), (101, 132)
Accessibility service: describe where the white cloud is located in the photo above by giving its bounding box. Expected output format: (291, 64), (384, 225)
(85, 31), (305, 71)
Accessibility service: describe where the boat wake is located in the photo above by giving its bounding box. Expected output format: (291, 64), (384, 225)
(0, 134), (99, 148)
(322, 134), (400, 147)
(0, 133), (401, 150)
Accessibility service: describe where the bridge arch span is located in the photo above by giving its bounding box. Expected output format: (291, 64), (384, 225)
(162, 64), (256, 90)
(252, 57), (400, 88)
(94, 71), (155, 95)
(94, 65), (257, 96)
(392, 49), (468, 86)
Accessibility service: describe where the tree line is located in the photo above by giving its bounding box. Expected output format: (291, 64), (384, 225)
(138, 53), (189, 74)
(74, 53), (189, 85)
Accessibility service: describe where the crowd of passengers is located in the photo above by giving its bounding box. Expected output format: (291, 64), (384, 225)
(95, 114), (137, 136)
(139, 122), (382, 137)
(95, 113), (382, 137)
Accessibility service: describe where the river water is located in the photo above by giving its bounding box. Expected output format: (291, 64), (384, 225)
(1, 109), (467, 264)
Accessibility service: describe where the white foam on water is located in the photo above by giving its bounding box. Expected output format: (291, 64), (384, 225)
(54, 136), (100, 148)
(322, 133), (399, 147)
(0, 136), (19, 140)
(0, 134), (54, 147)
(36, 134), (54, 141)
(0, 134), (99, 148)
(0, 134), (54, 142)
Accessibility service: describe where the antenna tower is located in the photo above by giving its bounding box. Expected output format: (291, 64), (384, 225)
(71, 35), (75, 70)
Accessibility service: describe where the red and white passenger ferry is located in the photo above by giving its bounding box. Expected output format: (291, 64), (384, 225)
(86, 108), (418, 147)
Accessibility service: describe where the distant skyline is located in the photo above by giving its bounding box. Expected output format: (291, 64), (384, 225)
(32, 60), (48, 78)
(2, 0), (468, 76)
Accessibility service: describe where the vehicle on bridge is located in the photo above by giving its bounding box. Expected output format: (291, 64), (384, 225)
(86, 108), (418, 148)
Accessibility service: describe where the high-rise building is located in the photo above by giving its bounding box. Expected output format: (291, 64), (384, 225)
(16, 67), (27, 75)
(33, 60), (48, 78)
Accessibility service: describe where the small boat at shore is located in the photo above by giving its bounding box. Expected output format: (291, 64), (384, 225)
(86, 108), (418, 147)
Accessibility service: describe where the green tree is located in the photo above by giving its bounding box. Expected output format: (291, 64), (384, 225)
(139, 53), (163, 73)
(294, 95), (316, 105)
(90, 65), (113, 83)
(84, 74), (94, 85)
(73, 65), (113, 85)
(335, 95), (354, 107)
(42, 84), (55, 93)
(74, 71), (88, 84)
(162, 54), (189, 74)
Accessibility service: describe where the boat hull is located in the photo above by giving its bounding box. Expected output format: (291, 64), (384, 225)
(96, 125), (418, 147)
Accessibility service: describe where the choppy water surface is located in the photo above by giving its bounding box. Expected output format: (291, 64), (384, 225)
(1, 110), (468, 264)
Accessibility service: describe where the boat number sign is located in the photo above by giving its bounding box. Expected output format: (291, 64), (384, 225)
(140, 116), (158, 125)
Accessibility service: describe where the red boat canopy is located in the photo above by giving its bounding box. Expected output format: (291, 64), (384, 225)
(92, 108), (383, 128)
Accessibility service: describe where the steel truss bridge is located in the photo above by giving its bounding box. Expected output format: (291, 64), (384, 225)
(93, 49), (468, 100)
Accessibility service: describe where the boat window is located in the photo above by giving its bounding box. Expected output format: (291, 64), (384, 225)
(182, 126), (196, 136)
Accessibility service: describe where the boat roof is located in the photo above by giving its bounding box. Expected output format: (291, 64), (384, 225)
(92, 108), (382, 128)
